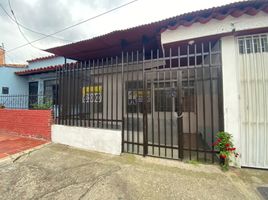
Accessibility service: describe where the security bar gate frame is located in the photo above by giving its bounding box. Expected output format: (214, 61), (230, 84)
(56, 39), (224, 162)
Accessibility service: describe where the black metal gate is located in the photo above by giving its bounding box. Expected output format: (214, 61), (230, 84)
(56, 39), (223, 162)
(122, 40), (223, 162)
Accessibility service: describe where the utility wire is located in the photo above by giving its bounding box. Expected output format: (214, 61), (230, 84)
(0, 3), (72, 43)
(6, 0), (139, 53)
(8, 0), (44, 51)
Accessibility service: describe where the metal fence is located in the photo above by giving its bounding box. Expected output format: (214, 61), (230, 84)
(56, 39), (224, 162)
(0, 94), (54, 110)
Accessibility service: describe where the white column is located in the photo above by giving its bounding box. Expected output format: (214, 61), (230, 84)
(221, 36), (241, 166)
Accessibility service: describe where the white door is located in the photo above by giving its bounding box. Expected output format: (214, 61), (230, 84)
(238, 34), (268, 169)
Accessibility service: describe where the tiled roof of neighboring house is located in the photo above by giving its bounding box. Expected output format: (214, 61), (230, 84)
(15, 62), (77, 76)
(26, 55), (58, 63)
(45, 0), (268, 61)
(0, 64), (28, 68)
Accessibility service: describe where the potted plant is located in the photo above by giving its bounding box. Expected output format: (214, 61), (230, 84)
(213, 131), (239, 171)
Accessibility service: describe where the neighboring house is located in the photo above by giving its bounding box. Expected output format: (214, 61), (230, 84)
(0, 51), (74, 107)
(0, 46), (28, 107)
(1, 1), (268, 169)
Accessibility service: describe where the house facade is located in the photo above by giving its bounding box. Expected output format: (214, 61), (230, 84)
(160, 4), (268, 168)
(1, 1), (267, 169)
(0, 54), (74, 108)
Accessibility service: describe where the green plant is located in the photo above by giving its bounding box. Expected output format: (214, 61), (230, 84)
(213, 131), (239, 171)
(32, 101), (53, 110)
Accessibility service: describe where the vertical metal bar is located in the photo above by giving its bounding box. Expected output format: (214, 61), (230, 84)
(157, 50), (161, 157)
(111, 57), (114, 129)
(187, 45), (192, 160)
(58, 65), (62, 124)
(201, 42), (207, 161)
(101, 59), (104, 128)
(164, 68), (167, 157)
(169, 48), (173, 158)
(177, 47), (183, 159)
(194, 44), (199, 160)
(218, 40), (224, 132)
(62, 59), (67, 125)
(82, 61), (85, 127)
(97, 59), (100, 128)
(116, 56), (119, 129)
(92, 60), (95, 127)
(72, 63), (76, 126)
(55, 63), (59, 124)
(142, 47), (148, 156)
(82, 62), (86, 126)
(177, 69), (183, 159)
(209, 41), (215, 163)
(76, 62), (79, 126)
(106, 57), (109, 128)
(68, 62), (72, 126)
(126, 52), (129, 152)
(136, 51), (140, 153)
(151, 50), (155, 155)
(131, 52), (134, 153)
(121, 52), (125, 153)
(84, 61), (88, 127)
(88, 61), (91, 127)
(71, 63), (75, 126)
(79, 62), (83, 127)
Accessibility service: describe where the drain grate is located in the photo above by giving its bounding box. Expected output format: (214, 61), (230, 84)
(257, 187), (268, 200)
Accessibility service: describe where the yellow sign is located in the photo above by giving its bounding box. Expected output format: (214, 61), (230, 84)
(82, 85), (102, 96)
(128, 90), (150, 105)
(82, 85), (103, 103)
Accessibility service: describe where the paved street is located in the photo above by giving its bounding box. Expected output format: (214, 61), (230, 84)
(0, 143), (267, 200)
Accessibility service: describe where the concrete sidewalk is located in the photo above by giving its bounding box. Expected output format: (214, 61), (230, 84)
(0, 143), (267, 200)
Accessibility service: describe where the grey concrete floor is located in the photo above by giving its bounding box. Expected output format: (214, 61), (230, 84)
(0, 143), (267, 200)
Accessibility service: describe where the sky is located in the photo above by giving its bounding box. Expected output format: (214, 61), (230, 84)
(0, 0), (241, 64)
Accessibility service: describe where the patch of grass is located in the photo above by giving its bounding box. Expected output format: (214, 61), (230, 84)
(185, 160), (200, 166)
(115, 154), (137, 165)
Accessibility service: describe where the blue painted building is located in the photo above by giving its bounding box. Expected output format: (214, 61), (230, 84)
(0, 52), (74, 108)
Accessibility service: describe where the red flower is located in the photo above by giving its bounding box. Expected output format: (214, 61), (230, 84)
(227, 147), (236, 151)
(220, 154), (226, 159)
(212, 138), (222, 146)
(225, 143), (230, 147)
(212, 141), (219, 146)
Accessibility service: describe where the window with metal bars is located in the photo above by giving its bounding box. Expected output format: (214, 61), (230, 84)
(238, 34), (268, 54)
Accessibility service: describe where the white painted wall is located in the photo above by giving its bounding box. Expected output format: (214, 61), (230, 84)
(52, 125), (122, 155)
(161, 12), (268, 45)
(221, 36), (241, 166)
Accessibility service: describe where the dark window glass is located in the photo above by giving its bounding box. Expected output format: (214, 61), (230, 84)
(2, 87), (9, 94)
(44, 80), (57, 104)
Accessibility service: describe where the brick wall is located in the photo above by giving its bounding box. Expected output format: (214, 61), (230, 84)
(0, 109), (52, 140)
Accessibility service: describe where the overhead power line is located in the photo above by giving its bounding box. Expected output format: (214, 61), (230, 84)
(8, 0), (44, 51)
(0, 3), (72, 43)
(5, 0), (139, 53)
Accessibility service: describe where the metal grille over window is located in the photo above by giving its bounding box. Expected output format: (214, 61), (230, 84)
(238, 34), (268, 54)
